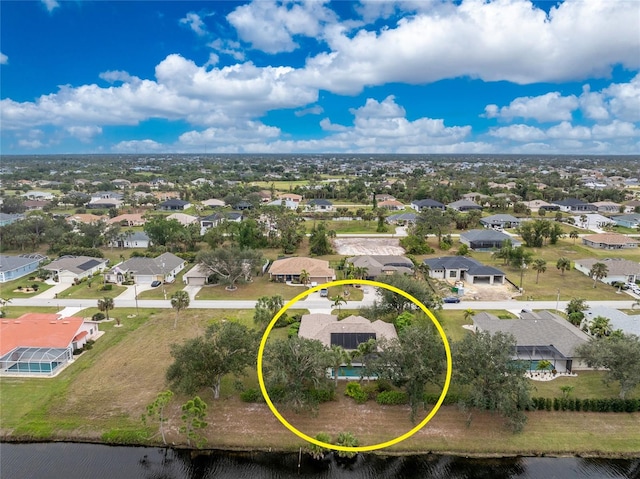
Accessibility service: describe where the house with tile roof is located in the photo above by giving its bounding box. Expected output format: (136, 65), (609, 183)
(424, 256), (506, 285)
(473, 310), (590, 373)
(268, 257), (335, 284)
(167, 212), (198, 226)
(581, 233), (639, 250)
(574, 258), (640, 285)
(107, 213), (146, 227)
(0, 313), (100, 377)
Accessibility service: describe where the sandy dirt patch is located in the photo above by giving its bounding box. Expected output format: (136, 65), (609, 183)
(333, 238), (405, 255)
(459, 282), (516, 301)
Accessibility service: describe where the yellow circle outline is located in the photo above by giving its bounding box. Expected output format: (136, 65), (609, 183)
(257, 279), (452, 453)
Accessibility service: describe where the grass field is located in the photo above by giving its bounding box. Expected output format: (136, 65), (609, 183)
(1, 277), (54, 299)
(195, 275), (307, 301)
(1, 306), (639, 454)
(56, 282), (127, 300)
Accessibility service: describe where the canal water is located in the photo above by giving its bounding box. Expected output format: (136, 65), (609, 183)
(1, 443), (638, 478)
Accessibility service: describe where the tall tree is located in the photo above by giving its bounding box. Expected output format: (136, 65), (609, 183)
(170, 290), (190, 329)
(576, 334), (640, 399)
(97, 297), (115, 323)
(143, 216), (183, 247)
(556, 257), (571, 276)
(196, 247), (262, 291)
(309, 222), (333, 256)
(532, 259), (547, 284)
(589, 262), (608, 288)
(299, 269), (311, 286)
(253, 295), (285, 330)
(587, 315), (612, 338)
(375, 273), (439, 314)
(141, 390), (173, 445)
(569, 230), (579, 245)
(454, 331), (532, 432)
(166, 321), (257, 399)
(329, 345), (351, 388)
(180, 396), (208, 448)
(332, 294), (347, 312)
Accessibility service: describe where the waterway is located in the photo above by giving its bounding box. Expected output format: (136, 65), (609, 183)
(1, 443), (639, 478)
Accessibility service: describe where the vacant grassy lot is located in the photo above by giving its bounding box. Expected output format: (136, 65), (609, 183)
(1, 277), (54, 299)
(195, 275), (307, 301)
(2, 306), (639, 456)
(56, 282), (127, 300)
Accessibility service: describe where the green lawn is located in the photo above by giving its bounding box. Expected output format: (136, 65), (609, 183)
(2, 306), (62, 318)
(306, 219), (380, 234)
(327, 284), (364, 302)
(0, 277), (54, 299)
(56, 282), (126, 300)
(529, 370), (640, 399)
(195, 275), (307, 301)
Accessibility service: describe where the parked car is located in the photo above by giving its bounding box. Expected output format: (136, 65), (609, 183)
(443, 296), (461, 303)
(150, 280), (162, 287)
(320, 288), (328, 297)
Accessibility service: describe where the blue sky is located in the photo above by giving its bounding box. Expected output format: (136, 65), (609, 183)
(1, 0), (638, 155)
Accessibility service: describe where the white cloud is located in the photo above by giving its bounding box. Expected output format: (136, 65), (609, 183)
(112, 139), (165, 153)
(483, 92), (578, 122)
(99, 70), (139, 84)
(227, 0), (336, 54)
(180, 12), (208, 36)
(66, 125), (102, 143)
(319, 118), (347, 131)
(489, 124), (547, 142)
(592, 120), (638, 139)
(208, 39), (245, 61)
(0, 52), (8, 65)
(18, 139), (45, 149)
(294, 0), (639, 94)
(178, 121), (280, 147)
(41, 0), (59, 13)
(294, 105), (323, 117)
(579, 85), (609, 121)
(546, 121), (591, 140)
(603, 73), (640, 122)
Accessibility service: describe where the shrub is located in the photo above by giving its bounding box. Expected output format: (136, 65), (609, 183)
(84, 339), (95, 350)
(376, 390), (409, 405)
(100, 284), (113, 291)
(287, 322), (301, 338)
(92, 312), (106, 321)
(423, 392), (460, 405)
(240, 388), (261, 403)
(31, 284), (40, 291)
(308, 387), (335, 403)
(362, 382), (379, 399)
(345, 382), (368, 404)
(375, 378), (394, 393)
(73, 347), (84, 355)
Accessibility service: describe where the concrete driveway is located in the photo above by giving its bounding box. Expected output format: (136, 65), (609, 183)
(115, 284), (155, 300)
(33, 282), (72, 299)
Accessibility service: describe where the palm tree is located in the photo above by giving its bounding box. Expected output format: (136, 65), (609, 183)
(632, 298), (640, 310)
(463, 308), (475, 324)
(0, 297), (11, 318)
(351, 339), (376, 382)
(97, 297), (116, 324)
(170, 290), (190, 329)
(588, 315), (612, 338)
(532, 259), (547, 284)
(299, 269), (311, 286)
(329, 345), (351, 388)
(332, 295), (347, 313)
(536, 359), (552, 372)
(569, 230), (579, 244)
(556, 257), (571, 276)
(579, 214), (588, 228)
(589, 262), (609, 288)
(354, 266), (369, 280)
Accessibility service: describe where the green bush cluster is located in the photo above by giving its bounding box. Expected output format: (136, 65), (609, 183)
(307, 387), (335, 403)
(91, 312), (106, 321)
(423, 393), (461, 405)
(376, 390), (409, 405)
(240, 388), (262, 403)
(287, 321), (301, 338)
(345, 382), (368, 404)
(100, 284), (113, 291)
(530, 397), (640, 413)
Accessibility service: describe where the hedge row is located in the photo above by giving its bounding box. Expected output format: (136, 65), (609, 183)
(529, 396), (640, 413)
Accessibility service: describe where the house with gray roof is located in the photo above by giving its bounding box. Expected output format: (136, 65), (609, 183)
(447, 199), (483, 212)
(410, 199), (445, 212)
(459, 229), (521, 251)
(574, 258), (640, 285)
(0, 254), (46, 283)
(583, 306), (640, 337)
(553, 198), (597, 213)
(0, 213), (25, 227)
(307, 198), (333, 212)
(44, 255), (108, 284)
(109, 231), (151, 249)
(386, 212), (417, 225)
(480, 214), (521, 230)
(611, 213), (640, 229)
(158, 199), (191, 211)
(105, 252), (186, 285)
(346, 255), (414, 280)
(473, 310), (590, 372)
(424, 256), (506, 285)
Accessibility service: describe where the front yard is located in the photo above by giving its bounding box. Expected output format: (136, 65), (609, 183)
(195, 274), (307, 301)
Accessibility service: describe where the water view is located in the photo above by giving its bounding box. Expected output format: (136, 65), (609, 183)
(2, 443), (639, 479)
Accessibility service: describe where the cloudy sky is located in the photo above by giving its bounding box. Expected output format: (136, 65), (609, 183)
(1, 0), (639, 155)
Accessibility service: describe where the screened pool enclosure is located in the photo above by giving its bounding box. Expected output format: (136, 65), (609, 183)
(0, 346), (73, 376)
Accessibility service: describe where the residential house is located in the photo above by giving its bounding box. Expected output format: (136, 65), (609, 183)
(0, 313), (100, 377)
(0, 254), (46, 283)
(461, 192), (488, 203)
(473, 310), (589, 373)
(410, 199), (445, 212)
(268, 257), (335, 284)
(182, 264), (214, 286)
(66, 214), (107, 227)
(611, 213), (640, 229)
(591, 201), (623, 214)
(553, 198), (597, 213)
(622, 200), (640, 213)
(307, 199), (333, 212)
(574, 258), (640, 285)
(385, 213), (417, 225)
(279, 193), (303, 204)
(109, 231), (151, 249)
(167, 212), (198, 226)
(158, 199), (191, 211)
(23, 200), (51, 211)
(112, 179), (131, 189)
(105, 252), (186, 285)
(0, 212), (25, 227)
(200, 212), (242, 235)
(447, 199), (483, 212)
(459, 229), (521, 251)
(87, 191), (124, 209)
(345, 255), (414, 280)
(298, 313), (398, 379)
(424, 256), (506, 285)
(522, 200), (559, 213)
(570, 213), (615, 230)
(201, 198), (226, 208)
(107, 213), (146, 227)
(581, 233), (639, 250)
(375, 194), (396, 202)
(479, 214), (521, 230)
(44, 255), (109, 284)
(266, 199), (298, 210)
(21, 191), (54, 201)
(234, 201), (254, 211)
(583, 306), (640, 337)
(377, 200), (405, 211)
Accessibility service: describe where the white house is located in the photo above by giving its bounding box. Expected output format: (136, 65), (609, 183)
(105, 252), (186, 285)
(574, 258), (640, 285)
(44, 255), (109, 284)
